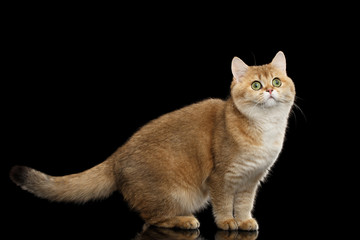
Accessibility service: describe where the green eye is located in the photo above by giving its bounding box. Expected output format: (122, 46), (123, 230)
(272, 78), (282, 87)
(251, 81), (262, 91)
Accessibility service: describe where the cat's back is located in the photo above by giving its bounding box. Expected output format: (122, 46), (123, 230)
(131, 98), (225, 144)
(149, 98), (224, 129)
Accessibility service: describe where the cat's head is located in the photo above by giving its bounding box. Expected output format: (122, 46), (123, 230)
(230, 51), (295, 118)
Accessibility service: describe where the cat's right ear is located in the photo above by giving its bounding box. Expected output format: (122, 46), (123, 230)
(231, 57), (248, 82)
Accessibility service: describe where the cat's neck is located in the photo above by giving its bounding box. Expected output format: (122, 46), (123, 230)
(226, 98), (291, 132)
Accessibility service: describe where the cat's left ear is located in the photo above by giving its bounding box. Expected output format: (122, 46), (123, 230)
(232, 57), (249, 82)
(271, 51), (286, 72)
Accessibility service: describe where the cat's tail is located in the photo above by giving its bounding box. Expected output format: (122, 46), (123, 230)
(9, 159), (116, 203)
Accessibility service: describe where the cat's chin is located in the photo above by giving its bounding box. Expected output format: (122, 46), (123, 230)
(263, 98), (277, 108)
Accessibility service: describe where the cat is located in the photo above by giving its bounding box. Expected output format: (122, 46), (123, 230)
(10, 51), (295, 231)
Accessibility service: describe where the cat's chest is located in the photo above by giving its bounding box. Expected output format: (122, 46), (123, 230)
(261, 121), (286, 151)
(257, 120), (287, 158)
(232, 121), (286, 179)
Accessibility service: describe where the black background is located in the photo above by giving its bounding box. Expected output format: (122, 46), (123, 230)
(3, 3), (358, 240)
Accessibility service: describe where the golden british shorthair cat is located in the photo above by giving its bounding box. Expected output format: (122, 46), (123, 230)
(10, 51), (295, 231)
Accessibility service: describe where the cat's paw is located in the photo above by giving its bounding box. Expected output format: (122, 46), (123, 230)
(235, 218), (258, 231)
(152, 216), (200, 229)
(178, 217), (200, 229)
(216, 218), (238, 230)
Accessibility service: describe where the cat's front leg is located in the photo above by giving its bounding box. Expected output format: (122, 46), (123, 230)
(233, 181), (259, 231)
(208, 175), (238, 230)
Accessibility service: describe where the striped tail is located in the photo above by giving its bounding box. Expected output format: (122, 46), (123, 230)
(10, 159), (116, 203)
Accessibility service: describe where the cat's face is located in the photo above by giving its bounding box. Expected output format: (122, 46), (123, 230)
(231, 52), (295, 118)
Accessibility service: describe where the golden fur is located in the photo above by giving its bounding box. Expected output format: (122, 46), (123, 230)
(10, 51), (295, 230)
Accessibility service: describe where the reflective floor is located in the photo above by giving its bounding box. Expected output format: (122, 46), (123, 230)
(133, 226), (259, 240)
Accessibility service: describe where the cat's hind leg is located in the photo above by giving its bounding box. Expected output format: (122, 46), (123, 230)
(138, 198), (201, 229)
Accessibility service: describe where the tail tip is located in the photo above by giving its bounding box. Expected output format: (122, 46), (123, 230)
(10, 165), (30, 187)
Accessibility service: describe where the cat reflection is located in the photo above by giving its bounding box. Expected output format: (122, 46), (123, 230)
(215, 231), (258, 240)
(133, 225), (258, 240)
(132, 225), (201, 240)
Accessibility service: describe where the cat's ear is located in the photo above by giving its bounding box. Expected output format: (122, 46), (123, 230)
(231, 57), (249, 82)
(271, 51), (286, 72)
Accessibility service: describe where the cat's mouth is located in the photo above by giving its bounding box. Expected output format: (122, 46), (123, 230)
(260, 95), (278, 107)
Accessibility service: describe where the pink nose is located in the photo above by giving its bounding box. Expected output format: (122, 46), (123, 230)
(267, 89), (273, 94)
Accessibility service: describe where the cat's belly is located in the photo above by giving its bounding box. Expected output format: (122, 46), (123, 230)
(171, 183), (210, 214)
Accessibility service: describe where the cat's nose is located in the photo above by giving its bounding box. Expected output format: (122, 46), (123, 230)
(266, 89), (273, 94)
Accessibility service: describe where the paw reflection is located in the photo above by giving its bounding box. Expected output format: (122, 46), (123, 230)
(133, 225), (201, 239)
(133, 224), (258, 240)
(215, 230), (258, 240)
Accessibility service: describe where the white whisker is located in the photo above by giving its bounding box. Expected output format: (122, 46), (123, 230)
(292, 102), (307, 122)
